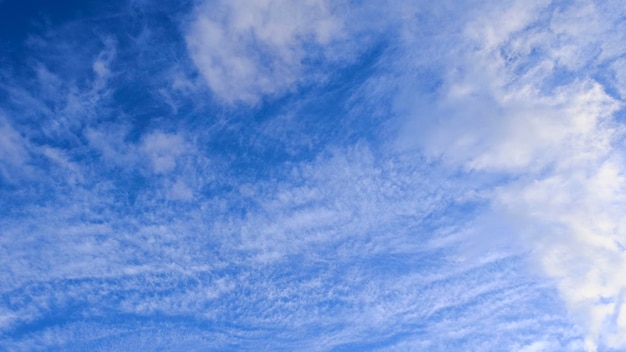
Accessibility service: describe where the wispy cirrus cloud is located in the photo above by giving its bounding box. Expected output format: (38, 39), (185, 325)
(2, 0), (625, 351)
(0, 114), (32, 183)
(0, 144), (579, 350)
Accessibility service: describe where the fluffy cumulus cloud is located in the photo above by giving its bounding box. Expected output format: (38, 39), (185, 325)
(2, 0), (626, 351)
(185, 0), (343, 104)
(395, 0), (626, 349)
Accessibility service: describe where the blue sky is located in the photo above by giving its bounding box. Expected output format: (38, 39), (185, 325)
(2, 0), (626, 351)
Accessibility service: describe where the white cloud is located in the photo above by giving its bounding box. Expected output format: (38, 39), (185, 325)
(396, 0), (626, 350)
(87, 127), (192, 176)
(422, 80), (619, 172)
(39, 146), (85, 185)
(185, 0), (343, 104)
(493, 156), (626, 351)
(222, 144), (457, 263)
(0, 310), (17, 332)
(91, 38), (116, 92)
(140, 131), (188, 174)
(0, 115), (31, 182)
(0, 42), (118, 188)
(165, 178), (194, 201)
(85, 123), (136, 166)
(612, 58), (626, 99)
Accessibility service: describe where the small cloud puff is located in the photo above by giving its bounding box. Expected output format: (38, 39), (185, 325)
(140, 132), (187, 174)
(87, 127), (192, 176)
(185, 0), (342, 104)
(165, 178), (194, 201)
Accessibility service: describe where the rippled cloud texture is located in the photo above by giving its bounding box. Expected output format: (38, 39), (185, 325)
(1, 0), (626, 351)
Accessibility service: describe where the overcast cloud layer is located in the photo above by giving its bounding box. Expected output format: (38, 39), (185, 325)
(2, 0), (626, 351)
